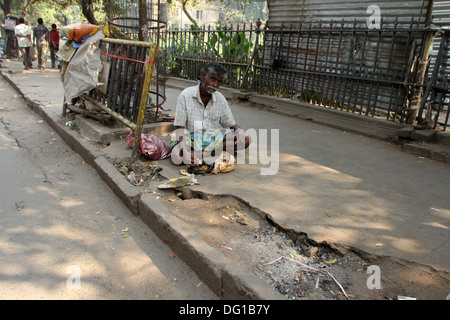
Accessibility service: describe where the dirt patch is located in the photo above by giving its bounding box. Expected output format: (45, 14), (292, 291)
(112, 157), (450, 300)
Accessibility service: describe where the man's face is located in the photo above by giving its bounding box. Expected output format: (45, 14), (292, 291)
(201, 73), (223, 95)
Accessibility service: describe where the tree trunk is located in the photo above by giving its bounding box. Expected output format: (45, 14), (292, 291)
(182, 0), (198, 28)
(81, 0), (99, 25)
(1, 0), (12, 16)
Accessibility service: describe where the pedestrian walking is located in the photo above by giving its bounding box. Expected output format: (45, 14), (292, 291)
(3, 14), (19, 58)
(33, 18), (49, 69)
(14, 17), (33, 70)
(49, 23), (60, 68)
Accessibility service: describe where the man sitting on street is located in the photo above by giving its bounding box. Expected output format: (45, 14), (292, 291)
(170, 62), (251, 166)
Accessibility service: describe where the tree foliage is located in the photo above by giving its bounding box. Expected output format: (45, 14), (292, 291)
(1, 0), (105, 26)
(166, 0), (256, 27)
(167, 0), (200, 28)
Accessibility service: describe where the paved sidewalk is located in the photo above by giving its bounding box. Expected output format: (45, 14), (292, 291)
(1, 59), (449, 276)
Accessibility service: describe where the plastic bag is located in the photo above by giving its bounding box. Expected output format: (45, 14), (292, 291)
(125, 131), (171, 160)
(187, 162), (214, 175)
(211, 151), (236, 174)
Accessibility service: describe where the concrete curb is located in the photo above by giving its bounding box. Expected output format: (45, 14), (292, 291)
(1, 71), (286, 300)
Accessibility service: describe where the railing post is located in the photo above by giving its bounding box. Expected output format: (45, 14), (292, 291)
(407, 0), (435, 125)
(407, 29), (434, 125)
(131, 43), (159, 162)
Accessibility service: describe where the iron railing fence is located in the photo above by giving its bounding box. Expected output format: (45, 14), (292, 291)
(160, 21), (264, 89)
(156, 20), (449, 131)
(258, 19), (427, 121)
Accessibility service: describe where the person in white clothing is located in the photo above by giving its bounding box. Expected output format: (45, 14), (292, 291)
(14, 18), (33, 69)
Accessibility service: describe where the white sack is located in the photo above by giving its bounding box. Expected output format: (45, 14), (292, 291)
(63, 30), (105, 102)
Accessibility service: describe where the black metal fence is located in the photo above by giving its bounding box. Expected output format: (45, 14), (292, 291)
(157, 19), (449, 131)
(161, 21), (264, 89)
(260, 20), (425, 119)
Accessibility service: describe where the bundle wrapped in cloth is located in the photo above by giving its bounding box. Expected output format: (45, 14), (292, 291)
(59, 24), (101, 42)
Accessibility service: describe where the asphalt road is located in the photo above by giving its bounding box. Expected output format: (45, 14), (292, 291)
(0, 76), (218, 300)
